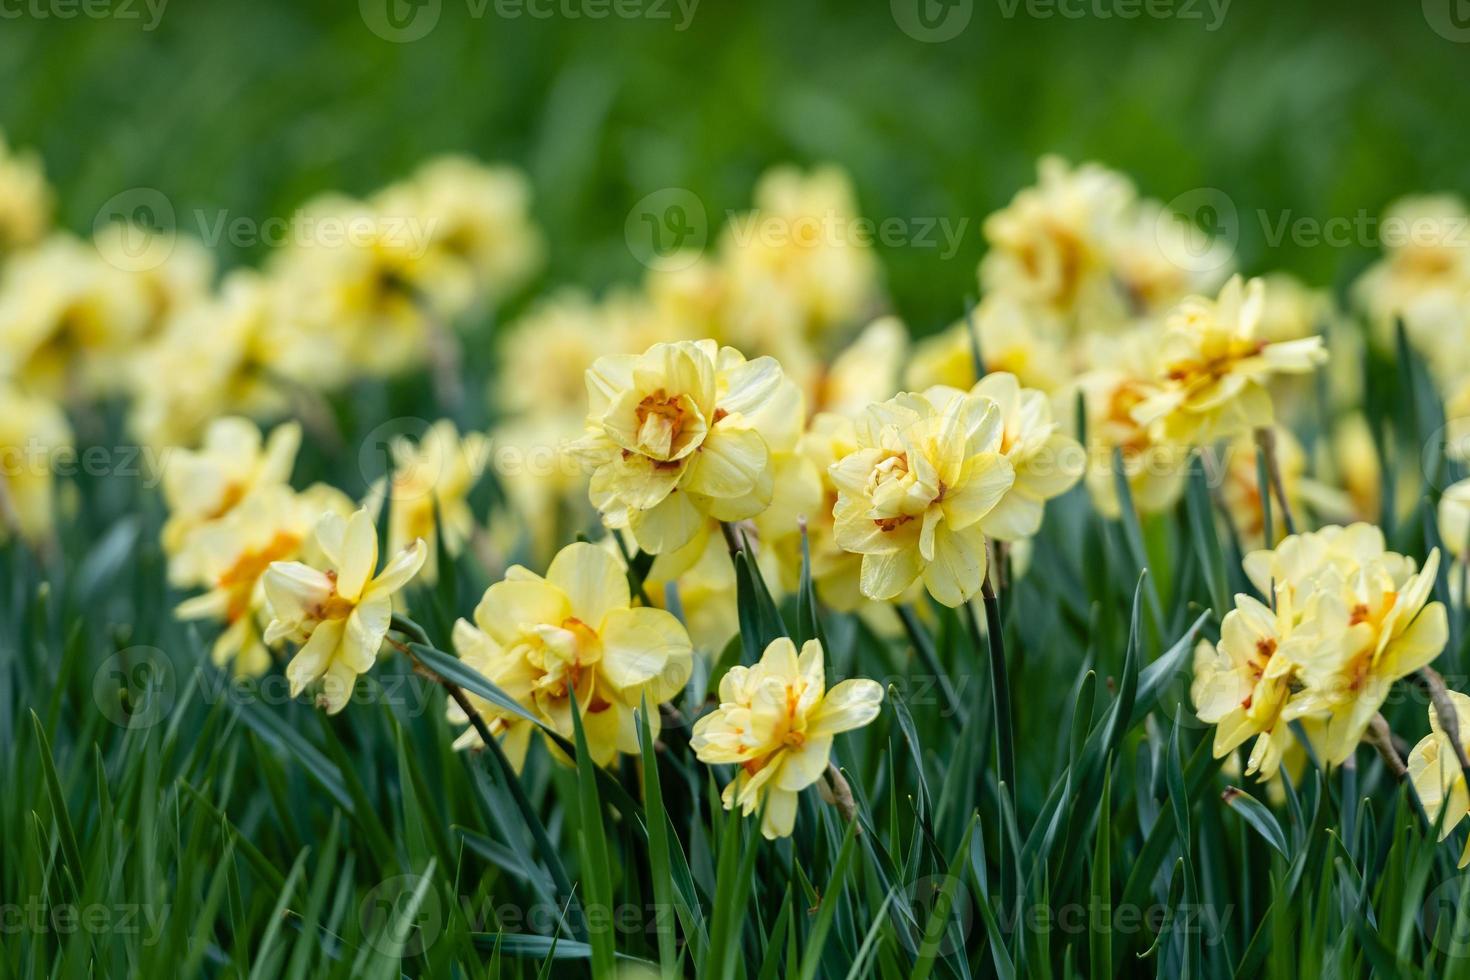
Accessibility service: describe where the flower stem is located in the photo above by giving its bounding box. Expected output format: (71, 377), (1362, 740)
(1254, 426), (1296, 537)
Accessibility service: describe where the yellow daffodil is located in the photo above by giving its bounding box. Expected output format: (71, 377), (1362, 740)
(829, 387), (1015, 606)
(0, 382), (71, 545)
(577, 339), (799, 555)
(0, 130), (52, 253)
(129, 271), (288, 450)
(448, 541), (693, 767)
(980, 156), (1134, 324)
(0, 234), (153, 399)
(1353, 195), (1470, 352)
(1133, 276), (1327, 445)
(368, 420), (490, 584)
(1243, 525), (1448, 766)
(372, 155), (544, 313)
(161, 417), (302, 585)
(1407, 691), (1470, 868)
(955, 372), (1083, 540)
(263, 508), (427, 714)
(174, 484), (353, 676)
(691, 636), (883, 839)
(1191, 589), (1313, 780)
(720, 164), (880, 355)
(1077, 329), (1191, 519)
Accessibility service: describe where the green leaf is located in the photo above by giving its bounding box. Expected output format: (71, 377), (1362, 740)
(1222, 786), (1289, 857)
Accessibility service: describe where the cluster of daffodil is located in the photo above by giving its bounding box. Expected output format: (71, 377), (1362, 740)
(159, 413), (491, 703)
(0, 133), (541, 553)
(1192, 525), (1447, 782)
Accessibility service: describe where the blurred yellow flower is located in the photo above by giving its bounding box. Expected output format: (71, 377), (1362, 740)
(980, 156), (1133, 324)
(128, 271), (288, 449)
(373, 155), (543, 313)
(0, 130), (52, 253)
(368, 419), (489, 584)
(161, 417), (301, 585)
(1407, 691), (1470, 868)
(691, 636), (883, 839)
(720, 164), (880, 355)
(1353, 195), (1470, 351)
(0, 234), (154, 399)
(263, 508), (426, 714)
(829, 387), (1014, 606)
(905, 297), (1071, 396)
(1134, 276), (1327, 445)
(448, 541), (692, 767)
(0, 382), (71, 545)
(577, 339), (799, 555)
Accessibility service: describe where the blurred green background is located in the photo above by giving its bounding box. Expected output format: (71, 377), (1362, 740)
(2, 0), (1467, 332)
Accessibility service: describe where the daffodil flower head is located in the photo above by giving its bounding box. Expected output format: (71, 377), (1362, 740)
(1238, 524), (1448, 766)
(367, 419), (489, 584)
(263, 508), (426, 714)
(578, 339), (798, 555)
(1407, 691), (1470, 867)
(161, 417), (301, 585)
(448, 541), (693, 767)
(1191, 589), (1314, 780)
(691, 637), (883, 839)
(1132, 276), (1327, 445)
(0, 382), (71, 545)
(829, 387), (1015, 607)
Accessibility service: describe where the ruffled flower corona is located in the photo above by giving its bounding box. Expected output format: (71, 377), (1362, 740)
(576, 339), (800, 554)
(691, 637), (883, 839)
(829, 387), (1015, 606)
(262, 508), (427, 714)
(448, 541), (693, 767)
